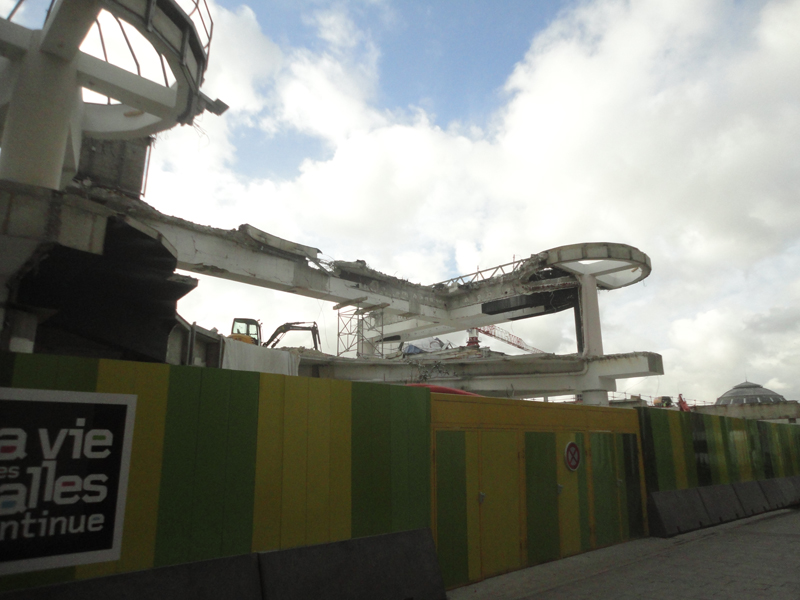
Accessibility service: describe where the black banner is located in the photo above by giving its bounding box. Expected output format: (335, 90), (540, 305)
(0, 388), (136, 575)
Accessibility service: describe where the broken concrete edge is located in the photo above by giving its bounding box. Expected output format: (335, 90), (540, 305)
(46, 182), (651, 298)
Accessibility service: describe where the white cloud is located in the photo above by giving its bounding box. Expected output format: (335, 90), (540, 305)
(141, 0), (800, 403)
(202, 5), (283, 117)
(308, 8), (364, 51)
(263, 49), (385, 143)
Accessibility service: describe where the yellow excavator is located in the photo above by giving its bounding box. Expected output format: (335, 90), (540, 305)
(229, 318), (321, 351)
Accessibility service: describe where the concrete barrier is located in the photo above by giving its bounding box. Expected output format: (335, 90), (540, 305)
(648, 488), (712, 537)
(258, 529), (446, 600)
(791, 476), (800, 504)
(732, 481), (770, 516)
(759, 478), (790, 510)
(777, 477), (800, 505)
(0, 530), (446, 600)
(698, 484), (746, 524)
(0, 554), (261, 600)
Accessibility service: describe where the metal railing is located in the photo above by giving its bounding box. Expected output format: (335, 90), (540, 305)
(434, 257), (530, 288)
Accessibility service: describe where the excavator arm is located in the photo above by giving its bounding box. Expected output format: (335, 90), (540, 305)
(264, 322), (321, 351)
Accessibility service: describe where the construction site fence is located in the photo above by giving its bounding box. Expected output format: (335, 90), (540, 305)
(1, 352), (799, 593)
(636, 407), (800, 493)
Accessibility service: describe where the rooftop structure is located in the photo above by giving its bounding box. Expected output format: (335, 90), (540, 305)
(0, 0), (226, 190)
(716, 382), (787, 406)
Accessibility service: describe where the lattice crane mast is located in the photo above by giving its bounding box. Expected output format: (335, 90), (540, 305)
(467, 325), (544, 353)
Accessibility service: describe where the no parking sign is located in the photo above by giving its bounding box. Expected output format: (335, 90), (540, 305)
(564, 441), (581, 471)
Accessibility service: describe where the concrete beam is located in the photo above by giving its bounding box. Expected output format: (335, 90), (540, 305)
(99, 195), (653, 345)
(40, 0), (101, 62)
(372, 304), (546, 343)
(140, 218), (448, 321)
(76, 52), (177, 119)
(0, 17), (33, 60)
(0, 182), (108, 256)
(298, 351), (663, 399)
(2, 188), (656, 361)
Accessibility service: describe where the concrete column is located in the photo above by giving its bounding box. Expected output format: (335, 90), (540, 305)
(356, 317), (375, 357)
(577, 273), (604, 357)
(576, 274), (608, 405)
(0, 31), (80, 189)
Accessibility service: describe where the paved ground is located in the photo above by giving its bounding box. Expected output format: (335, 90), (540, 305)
(448, 508), (800, 600)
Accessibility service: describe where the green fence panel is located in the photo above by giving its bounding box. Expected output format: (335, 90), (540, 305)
(590, 433), (621, 548)
(221, 370), (260, 556)
(154, 366), (203, 566)
(678, 412), (699, 488)
(435, 430), (468, 588)
(11, 353), (98, 391)
(351, 382), (393, 537)
(576, 434), (591, 552)
(189, 369), (233, 561)
(720, 418), (740, 483)
(636, 408), (660, 493)
(390, 386), (431, 532)
(649, 410), (677, 492)
(746, 419), (765, 480)
(689, 412), (713, 486)
(621, 433), (644, 538)
(525, 432), (559, 564)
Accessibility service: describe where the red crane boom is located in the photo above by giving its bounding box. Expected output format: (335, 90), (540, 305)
(468, 325), (544, 353)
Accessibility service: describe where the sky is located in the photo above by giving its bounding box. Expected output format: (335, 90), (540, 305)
(8, 0), (799, 403)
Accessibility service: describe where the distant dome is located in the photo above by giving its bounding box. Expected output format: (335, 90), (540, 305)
(715, 382), (786, 406)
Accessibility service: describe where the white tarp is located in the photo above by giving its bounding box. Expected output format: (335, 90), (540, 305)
(402, 337), (453, 355)
(221, 338), (300, 375)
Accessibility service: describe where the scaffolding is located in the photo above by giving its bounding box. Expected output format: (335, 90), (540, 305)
(337, 306), (386, 358)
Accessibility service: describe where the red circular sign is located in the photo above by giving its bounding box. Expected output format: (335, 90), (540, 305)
(565, 442), (581, 471)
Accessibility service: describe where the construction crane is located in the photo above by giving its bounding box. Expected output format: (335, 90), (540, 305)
(467, 325), (544, 353)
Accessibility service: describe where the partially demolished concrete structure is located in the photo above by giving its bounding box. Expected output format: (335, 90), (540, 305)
(0, 179), (663, 404)
(0, 0), (662, 405)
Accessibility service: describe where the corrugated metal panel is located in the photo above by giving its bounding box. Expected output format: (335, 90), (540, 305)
(153, 366), (202, 566)
(351, 382), (393, 537)
(435, 430), (469, 588)
(221, 370), (260, 555)
(351, 383), (430, 539)
(620, 433), (645, 539)
(525, 432), (559, 565)
(591, 433), (621, 548)
(328, 380), (353, 542)
(251, 373), (285, 551)
(280, 376), (310, 548)
(479, 430), (521, 578)
(78, 360), (170, 577)
(464, 431), (481, 582)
